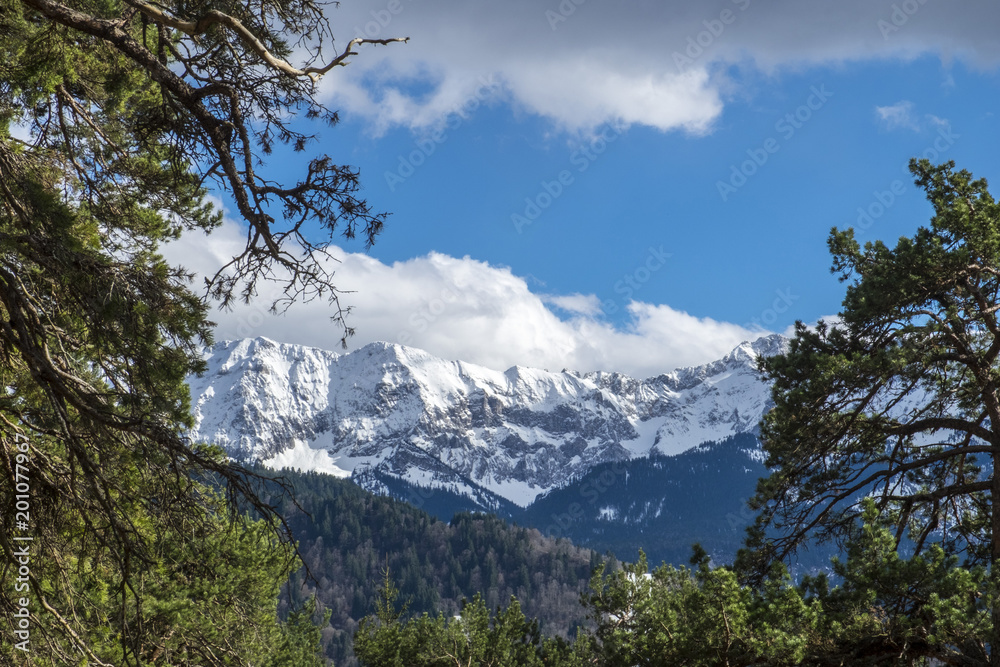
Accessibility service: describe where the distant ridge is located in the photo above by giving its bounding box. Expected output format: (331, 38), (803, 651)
(187, 334), (786, 509)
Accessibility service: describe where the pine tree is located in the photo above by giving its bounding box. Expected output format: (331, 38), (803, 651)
(749, 159), (1000, 663)
(0, 0), (403, 661)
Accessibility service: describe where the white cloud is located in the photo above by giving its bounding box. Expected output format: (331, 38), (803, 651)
(489, 59), (722, 135)
(927, 114), (951, 128)
(875, 101), (953, 134)
(876, 100), (920, 131)
(315, 0), (1000, 134)
(162, 221), (766, 377)
(782, 314), (844, 338)
(543, 293), (603, 317)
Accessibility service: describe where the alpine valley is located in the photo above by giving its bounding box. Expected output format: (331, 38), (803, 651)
(187, 334), (787, 565)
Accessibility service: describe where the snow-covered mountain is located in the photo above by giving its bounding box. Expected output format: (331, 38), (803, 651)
(187, 335), (786, 508)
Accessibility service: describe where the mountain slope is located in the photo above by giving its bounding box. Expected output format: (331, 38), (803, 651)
(268, 469), (597, 667)
(519, 433), (768, 566)
(187, 335), (785, 509)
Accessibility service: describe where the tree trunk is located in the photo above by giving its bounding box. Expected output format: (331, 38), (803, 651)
(992, 445), (1000, 667)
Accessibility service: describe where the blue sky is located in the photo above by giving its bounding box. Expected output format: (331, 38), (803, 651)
(167, 0), (1000, 377)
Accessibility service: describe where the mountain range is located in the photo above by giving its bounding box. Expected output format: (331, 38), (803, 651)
(186, 334), (787, 563)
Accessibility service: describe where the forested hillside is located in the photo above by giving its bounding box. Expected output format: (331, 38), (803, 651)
(266, 469), (601, 667)
(520, 433), (767, 566)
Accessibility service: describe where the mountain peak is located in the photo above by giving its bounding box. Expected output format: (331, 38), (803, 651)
(210, 335), (341, 360)
(723, 334), (788, 368)
(355, 339), (408, 361)
(746, 333), (789, 358)
(354, 340), (456, 368)
(188, 336), (777, 507)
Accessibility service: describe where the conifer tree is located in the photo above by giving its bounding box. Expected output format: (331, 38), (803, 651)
(0, 0), (401, 661)
(749, 160), (1000, 663)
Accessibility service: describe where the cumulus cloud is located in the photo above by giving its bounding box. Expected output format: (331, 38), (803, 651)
(543, 293), (604, 317)
(161, 221), (765, 377)
(316, 0), (1000, 134)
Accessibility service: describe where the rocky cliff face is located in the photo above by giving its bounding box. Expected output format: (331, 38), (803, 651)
(187, 335), (785, 507)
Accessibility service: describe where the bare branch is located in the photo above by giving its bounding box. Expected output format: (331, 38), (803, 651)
(125, 0), (407, 83)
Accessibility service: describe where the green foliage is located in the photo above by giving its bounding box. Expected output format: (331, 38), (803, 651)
(755, 161), (1000, 561)
(749, 159), (1000, 658)
(575, 512), (996, 666)
(270, 468), (595, 666)
(799, 499), (992, 664)
(0, 0), (392, 661)
(0, 467), (331, 665)
(269, 596), (332, 667)
(354, 525), (990, 666)
(583, 550), (821, 666)
(355, 584), (592, 667)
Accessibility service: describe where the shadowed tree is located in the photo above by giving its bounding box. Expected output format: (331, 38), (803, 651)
(0, 0), (403, 661)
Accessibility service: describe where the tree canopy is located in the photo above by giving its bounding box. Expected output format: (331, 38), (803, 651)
(0, 0), (401, 661)
(355, 518), (994, 666)
(747, 159), (1000, 662)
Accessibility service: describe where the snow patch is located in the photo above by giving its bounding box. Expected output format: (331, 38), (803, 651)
(598, 506), (618, 521)
(263, 439), (350, 477)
